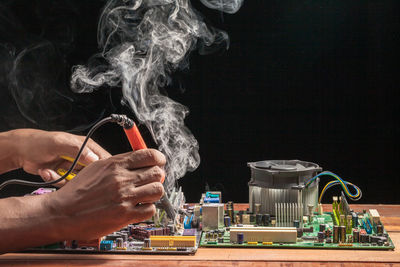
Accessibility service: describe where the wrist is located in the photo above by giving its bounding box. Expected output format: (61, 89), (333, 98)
(0, 130), (22, 172)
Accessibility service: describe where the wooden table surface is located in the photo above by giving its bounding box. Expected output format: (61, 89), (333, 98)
(1, 204), (399, 267)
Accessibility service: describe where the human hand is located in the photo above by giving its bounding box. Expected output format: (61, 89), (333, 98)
(11, 129), (111, 186)
(50, 149), (165, 240)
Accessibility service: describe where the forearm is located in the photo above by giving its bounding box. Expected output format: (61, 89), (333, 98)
(0, 130), (21, 174)
(0, 194), (63, 253)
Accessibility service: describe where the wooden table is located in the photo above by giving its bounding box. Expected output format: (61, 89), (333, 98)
(1, 204), (399, 266)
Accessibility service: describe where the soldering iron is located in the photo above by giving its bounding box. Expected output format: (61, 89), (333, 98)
(0, 114), (176, 220)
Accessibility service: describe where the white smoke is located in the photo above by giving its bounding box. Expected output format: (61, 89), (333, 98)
(200, 0), (244, 14)
(71, 0), (243, 193)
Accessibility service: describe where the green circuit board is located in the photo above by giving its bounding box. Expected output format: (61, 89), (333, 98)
(200, 211), (395, 250)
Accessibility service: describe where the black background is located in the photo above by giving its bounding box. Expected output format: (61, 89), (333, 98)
(0, 1), (399, 204)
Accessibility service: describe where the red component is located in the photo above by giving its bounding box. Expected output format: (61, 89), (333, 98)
(124, 123), (147, 150)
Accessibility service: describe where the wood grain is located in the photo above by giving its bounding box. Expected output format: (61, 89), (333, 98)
(1, 204), (399, 267)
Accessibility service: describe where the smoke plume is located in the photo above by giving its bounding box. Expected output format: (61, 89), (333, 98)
(71, 0), (243, 193)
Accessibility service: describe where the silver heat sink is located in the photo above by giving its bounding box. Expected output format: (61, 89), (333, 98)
(248, 160), (321, 216)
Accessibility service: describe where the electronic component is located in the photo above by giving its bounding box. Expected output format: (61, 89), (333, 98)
(248, 160), (320, 216)
(230, 227), (297, 243)
(368, 209), (381, 224)
(202, 203), (224, 231)
(150, 236), (196, 248)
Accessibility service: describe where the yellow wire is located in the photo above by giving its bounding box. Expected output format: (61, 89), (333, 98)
(318, 180), (360, 203)
(60, 155), (87, 167)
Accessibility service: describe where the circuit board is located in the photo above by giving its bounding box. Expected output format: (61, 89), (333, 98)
(200, 206), (395, 250)
(25, 227), (202, 255)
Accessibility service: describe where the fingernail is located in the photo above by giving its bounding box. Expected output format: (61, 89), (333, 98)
(39, 169), (51, 181)
(87, 151), (99, 161)
(47, 169), (61, 179)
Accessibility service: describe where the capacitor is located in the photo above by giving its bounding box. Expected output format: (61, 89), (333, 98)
(352, 212), (358, 228)
(71, 240), (78, 249)
(235, 215), (241, 225)
(297, 228), (303, 238)
(317, 232), (324, 243)
(224, 216), (231, 227)
(319, 224), (326, 232)
(262, 214), (270, 226)
(293, 220), (300, 228)
(360, 233), (368, 243)
(340, 226), (346, 243)
(353, 229), (360, 243)
(377, 224), (384, 235)
(378, 239), (384, 246)
(144, 238), (151, 248)
(237, 233), (244, 244)
(255, 203), (261, 214)
(346, 215), (352, 233)
(250, 214), (255, 223)
(326, 238), (332, 243)
(218, 237), (224, 243)
(116, 237), (124, 248)
(340, 214), (345, 226)
(256, 214), (263, 226)
(333, 226), (339, 243)
(227, 201), (235, 223)
(227, 208), (234, 223)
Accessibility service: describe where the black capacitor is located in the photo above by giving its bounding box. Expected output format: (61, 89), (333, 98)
(377, 224), (384, 235)
(352, 212), (358, 228)
(71, 240), (78, 249)
(256, 214), (263, 226)
(377, 239), (384, 246)
(333, 226), (339, 243)
(250, 214), (255, 223)
(293, 220), (300, 228)
(326, 238), (332, 243)
(237, 233), (244, 244)
(353, 229), (360, 243)
(218, 237), (224, 243)
(297, 228), (303, 238)
(319, 224), (326, 232)
(340, 226), (346, 243)
(262, 214), (270, 226)
(360, 233), (368, 243)
(317, 232), (325, 243)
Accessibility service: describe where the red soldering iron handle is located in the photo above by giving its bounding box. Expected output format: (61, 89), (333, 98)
(123, 123), (165, 184)
(123, 123), (147, 151)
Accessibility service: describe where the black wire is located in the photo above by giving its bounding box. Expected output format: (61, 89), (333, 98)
(0, 116), (115, 191)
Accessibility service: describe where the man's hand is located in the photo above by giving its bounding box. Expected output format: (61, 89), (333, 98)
(10, 129), (111, 186)
(50, 149), (165, 240)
